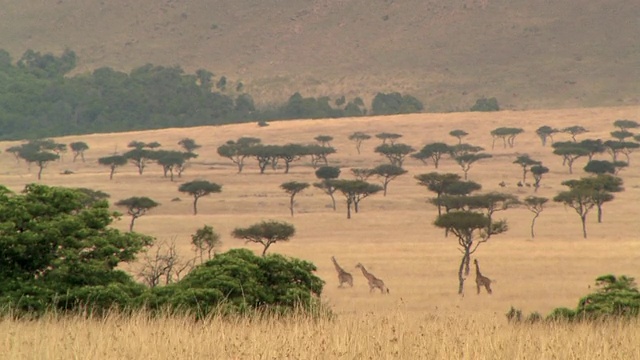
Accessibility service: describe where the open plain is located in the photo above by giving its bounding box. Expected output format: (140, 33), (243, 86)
(1, 106), (639, 359)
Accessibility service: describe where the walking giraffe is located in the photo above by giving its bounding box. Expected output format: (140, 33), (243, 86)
(355, 263), (389, 294)
(474, 259), (493, 295)
(331, 256), (353, 288)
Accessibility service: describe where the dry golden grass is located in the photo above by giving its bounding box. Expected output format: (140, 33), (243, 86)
(1, 106), (639, 358)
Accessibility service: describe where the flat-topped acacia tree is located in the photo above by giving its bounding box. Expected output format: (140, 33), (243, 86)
(374, 143), (415, 167)
(280, 181), (310, 217)
(69, 141), (89, 162)
(530, 164), (550, 192)
(331, 179), (382, 219)
(98, 155), (127, 180)
(348, 131), (371, 154)
(562, 126), (588, 142)
(370, 164), (407, 196)
(217, 137), (262, 173)
(412, 142), (451, 168)
(375, 132), (403, 145)
(490, 127), (524, 149)
(449, 130), (468, 145)
(513, 154), (541, 183)
(313, 166), (341, 210)
(524, 196), (548, 238)
(535, 126), (559, 146)
(178, 180), (222, 215)
(115, 196), (160, 232)
(232, 220), (295, 256)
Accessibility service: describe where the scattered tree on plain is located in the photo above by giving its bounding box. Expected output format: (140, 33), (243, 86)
(115, 196), (160, 232)
(331, 180), (382, 219)
(314, 135), (333, 147)
(613, 119), (639, 132)
(280, 181), (310, 217)
(370, 164), (407, 196)
(178, 138), (201, 154)
(562, 126), (588, 142)
(375, 132), (403, 145)
(604, 140), (639, 164)
(313, 166), (341, 210)
(178, 180), (222, 215)
(217, 137), (262, 173)
(552, 141), (589, 174)
(524, 196), (548, 238)
(553, 181), (597, 238)
(490, 127), (524, 149)
(513, 154), (541, 183)
(415, 172), (464, 216)
(348, 131), (371, 154)
(412, 142), (451, 168)
(535, 126), (559, 146)
(374, 143), (415, 167)
(98, 155), (128, 180)
(232, 220), (295, 256)
(578, 139), (606, 161)
(69, 141), (89, 162)
(449, 130), (468, 144)
(530, 164), (550, 191)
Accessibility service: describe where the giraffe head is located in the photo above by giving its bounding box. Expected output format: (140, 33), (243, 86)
(355, 262), (363, 269)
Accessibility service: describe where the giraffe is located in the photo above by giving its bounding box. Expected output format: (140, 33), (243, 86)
(331, 256), (353, 288)
(474, 258), (493, 295)
(355, 263), (389, 294)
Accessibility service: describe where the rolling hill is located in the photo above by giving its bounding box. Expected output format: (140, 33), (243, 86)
(1, 0), (638, 111)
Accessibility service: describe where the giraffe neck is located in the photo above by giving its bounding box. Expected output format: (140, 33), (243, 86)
(359, 266), (374, 281)
(475, 262), (482, 277)
(332, 258), (344, 273)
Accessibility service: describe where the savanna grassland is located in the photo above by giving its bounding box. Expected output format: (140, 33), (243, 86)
(1, 106), (639, 358)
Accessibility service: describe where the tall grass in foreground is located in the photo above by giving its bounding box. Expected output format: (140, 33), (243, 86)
(1, 309), (638, 359)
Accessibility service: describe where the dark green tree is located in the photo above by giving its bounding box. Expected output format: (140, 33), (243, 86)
(455, 153), (492, 180)
(415, 172), (463, 216)
(562, 126), (588, 142)
(217, 137), (261, 173)
(348, 131), (371, 154)
(584, 160), (616, 175)
(374, 143), (415, 167)
(513, 154), (541, 183)
(375, 132), (403, 145)
(314, 135), (333, 147)
(553, 182), (596, 238)
(115, 196), (160, 232)
(178, 180), (222, 215)
(490, 127), (524, 149)
(98, 155), (128, 180)
(613, 119), (639, 132)
(412, 142), (450, 168)
(535, 126), (559, 146)
(69, 141), (89, 162)
(191, 225), (221, 263)
(178, 138), (201, 154)
(524, 196), (548, 238)
(371, 92), (423, 115)
(370, 164), (407, 196)
(449, 130), (468, 144)
(552, 142), (589, 174)
(313, 166), (341, 211)
(0, 184), (152, 316)
(470, 97), (499, 112)
(232, 220), (296, 256)
(331, 180), (383, 219)
(530, 164), (550, 192)
(280, 181), (310, 216)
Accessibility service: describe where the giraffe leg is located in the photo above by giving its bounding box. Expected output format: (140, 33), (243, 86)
(485, 283), (492, 294)
(477, 284), (481, 295)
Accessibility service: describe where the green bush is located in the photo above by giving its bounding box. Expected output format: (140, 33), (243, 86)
(470, 97), (500, 112)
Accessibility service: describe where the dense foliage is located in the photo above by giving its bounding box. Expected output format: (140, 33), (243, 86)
(0, 185), (324, 318)
(0, 49), (424, 140)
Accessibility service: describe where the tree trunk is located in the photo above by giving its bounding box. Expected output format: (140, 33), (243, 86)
(581, 215), (587, 238)
(457, 253), (468, 295)
(193, 197), (199, 215)
(109, 166), (115, 180)
(289, 195), (295, 217)
(330, 193), (336, 211)
(37, 165), (43, 180)
(597, 204), (603, 223)
(129, 216), (136, 232)
(531, 213), (540, 238)
(346, 199), (352, 219)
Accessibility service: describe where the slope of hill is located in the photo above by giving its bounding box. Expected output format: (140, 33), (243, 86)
(0, 0), (638, 110)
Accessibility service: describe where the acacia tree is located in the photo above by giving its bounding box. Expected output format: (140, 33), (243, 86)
(564, 175), (623, 224)
(232, 220), (295, 256)
(69, 141), (89, 162)
(415, 172), (462, 216)
(314, 135), (333, 147)
(530, 164), (550, 192)
(115, 196), (160, 232)
(524, 196), (548, 238)
(280, 181), (310, 217)
(604, 140), (639, 164)
(412, 142), (450, 168)
(455, 152), (492, 180)
(123, 147), (153, 175)
(552, 142), (589, 174)
(513, 154), (541, 183)
(98, 155), (127, 180)
(490, 127), (524, 149)
(375, 132), (403, 145)
(434, 211), (507, 295)
(191, 225), (221, 263)
(178, 138), (201, 154)
(579, 139), (606, 161)
(374, 143), (415, 167)
(217, 137), (261, 173)
(370, 164), (407, 196)
(26, 151), (59, 180)
(584, 160), (616, 175)
(613, 119), (639, 132)
(553, 182), (596, 238)
(313, 166), (340, 210)
(562, 126), (588, 142)
(535, 126), (559, 146)
(449, 130), (468, 144)
(331, 180), (382, 219)
(306, 144), (336, 168)
(152, 150), (190, 181)
(348, 131), (371, 154)
(178, 180), (222, 215)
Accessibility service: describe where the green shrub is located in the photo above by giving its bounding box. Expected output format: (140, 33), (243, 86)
(470, 97), (500, 112)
